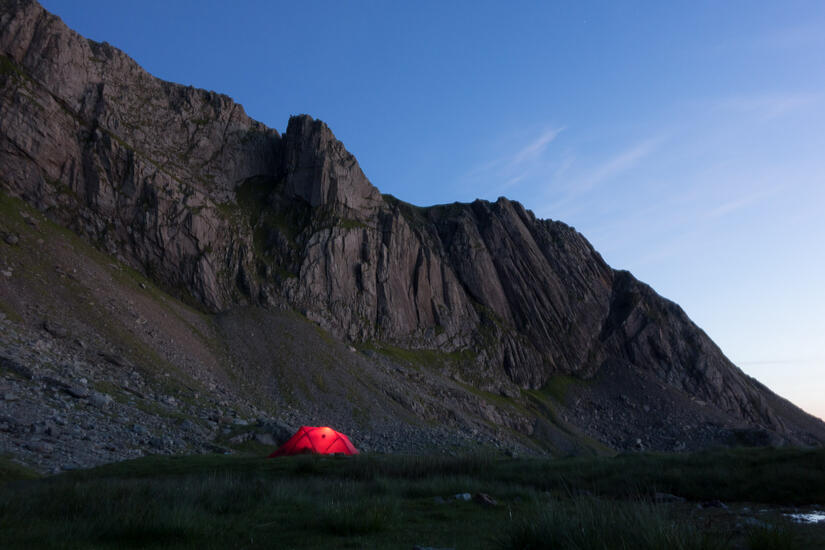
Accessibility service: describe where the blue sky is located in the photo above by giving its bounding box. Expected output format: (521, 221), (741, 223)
(41, 1), (825, 420)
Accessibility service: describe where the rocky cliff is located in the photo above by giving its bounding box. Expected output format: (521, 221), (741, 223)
(2, 0), (823, 457)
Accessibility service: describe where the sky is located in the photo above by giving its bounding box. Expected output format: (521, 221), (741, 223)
(41, 1), (825, 420)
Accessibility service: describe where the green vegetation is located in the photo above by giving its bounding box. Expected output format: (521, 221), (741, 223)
(537, 373), (580, 404)
(381, 193), (430, 226)
(746, 523), (803, 550)
(362, 342), (474, 371)
(0, 458), (39, 485)
(1, 449), (823, 549)
(501, 497), (726, 550)
(0, 54), (31, 82)
(337, 217), (367, 230)
(0, 297), (23, 324)
(232, 176), (311, 286)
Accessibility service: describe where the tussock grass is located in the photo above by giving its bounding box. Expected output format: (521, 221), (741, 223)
(498, 497), (728, 550)
(746, 523), (802, 550)
(1, 448), (824, 548)
(0, 457), (39, 485)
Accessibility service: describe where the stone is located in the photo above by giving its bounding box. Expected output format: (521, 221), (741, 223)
(65, 385), (90, 398)
(43, 320), (69, 339)
(89, 392), (113, 408)
(131, 424), (147, 435)
(473, 493), (498, 507)
(258, 421), (294, 445)
(254, 432), (276, 445)
(453, 493), (471, 501)
(229, 433), (251, 444)
(148, 437), (164, 449)
(654, 492), (686, 503)
(99, 352), (127, 367)
(0, 356), (33, 380)
(499, 386), (520, 399)
(27, 441), (54, 454)
(701, 500), (728, 509)
(3, 233), (19, 246)
(179, 419), (198, 431)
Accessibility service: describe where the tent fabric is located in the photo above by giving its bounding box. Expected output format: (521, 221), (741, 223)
(268, 426), (359, 457)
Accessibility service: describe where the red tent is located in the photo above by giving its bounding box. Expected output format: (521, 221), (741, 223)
(268, 426), (359, 457)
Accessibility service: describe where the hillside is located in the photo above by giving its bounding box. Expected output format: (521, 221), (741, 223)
(1, 0), (824, 472)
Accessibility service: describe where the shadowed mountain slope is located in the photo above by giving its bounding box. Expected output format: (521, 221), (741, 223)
(1, 0), (823, 470)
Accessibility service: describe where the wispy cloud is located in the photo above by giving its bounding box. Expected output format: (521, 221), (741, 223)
(737, 357), (825, 366)
(461, 126), (564, 193)
(715, 92), (820, 120)
(706, 185), (785, 219)
(508, 128), (563, 167)
(734, 357), (825, 367)
(573, 137), (662, 192)
(759, 23), (825, 51)
(536, 137), (664, 222)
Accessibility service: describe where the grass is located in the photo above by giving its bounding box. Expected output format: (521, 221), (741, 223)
(0, 296), (23, 323)
(337, 218), (367, 230)
(538, 373), (581, 404)
(0, 54), (34, 84)
(0, 449), (823, 549)
(746, 523), (803, 550)
(0, 458), (40, 485)
(498, 497), (728, 550)
(362, 342), (475, 371)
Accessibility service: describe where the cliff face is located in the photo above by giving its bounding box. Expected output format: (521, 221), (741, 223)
(2, 0), (823, 447)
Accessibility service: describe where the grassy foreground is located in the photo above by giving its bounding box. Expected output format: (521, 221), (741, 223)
(1, 447), (824, 549)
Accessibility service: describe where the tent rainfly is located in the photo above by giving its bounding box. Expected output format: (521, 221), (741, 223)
(267, 426), (359, 457)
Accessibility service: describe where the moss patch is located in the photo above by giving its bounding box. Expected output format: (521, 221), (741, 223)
(0, 457), (39, 485)
(361, 342), (474, 371)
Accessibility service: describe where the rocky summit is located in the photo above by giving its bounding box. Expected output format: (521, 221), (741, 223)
(1, 0), (824, 473)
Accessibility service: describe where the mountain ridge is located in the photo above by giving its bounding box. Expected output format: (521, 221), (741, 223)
(1, 0), (823, 469)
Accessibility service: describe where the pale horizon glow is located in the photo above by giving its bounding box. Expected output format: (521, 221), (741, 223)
(40, 0), (825, 420)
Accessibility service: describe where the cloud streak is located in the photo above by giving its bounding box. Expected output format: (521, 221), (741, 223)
(508, 127), (563, 167)
(714, 92), (820, 120)
(460, 126), (564, 194)
(574, 138), (661, 192)
(706, 184), (785, 219)
(737, 358), (824, 366)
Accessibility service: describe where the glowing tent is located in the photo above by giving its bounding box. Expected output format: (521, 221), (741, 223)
(267, 426), (359, 457)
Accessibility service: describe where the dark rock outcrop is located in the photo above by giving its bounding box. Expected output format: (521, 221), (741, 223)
(2, 0), (823, 449)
